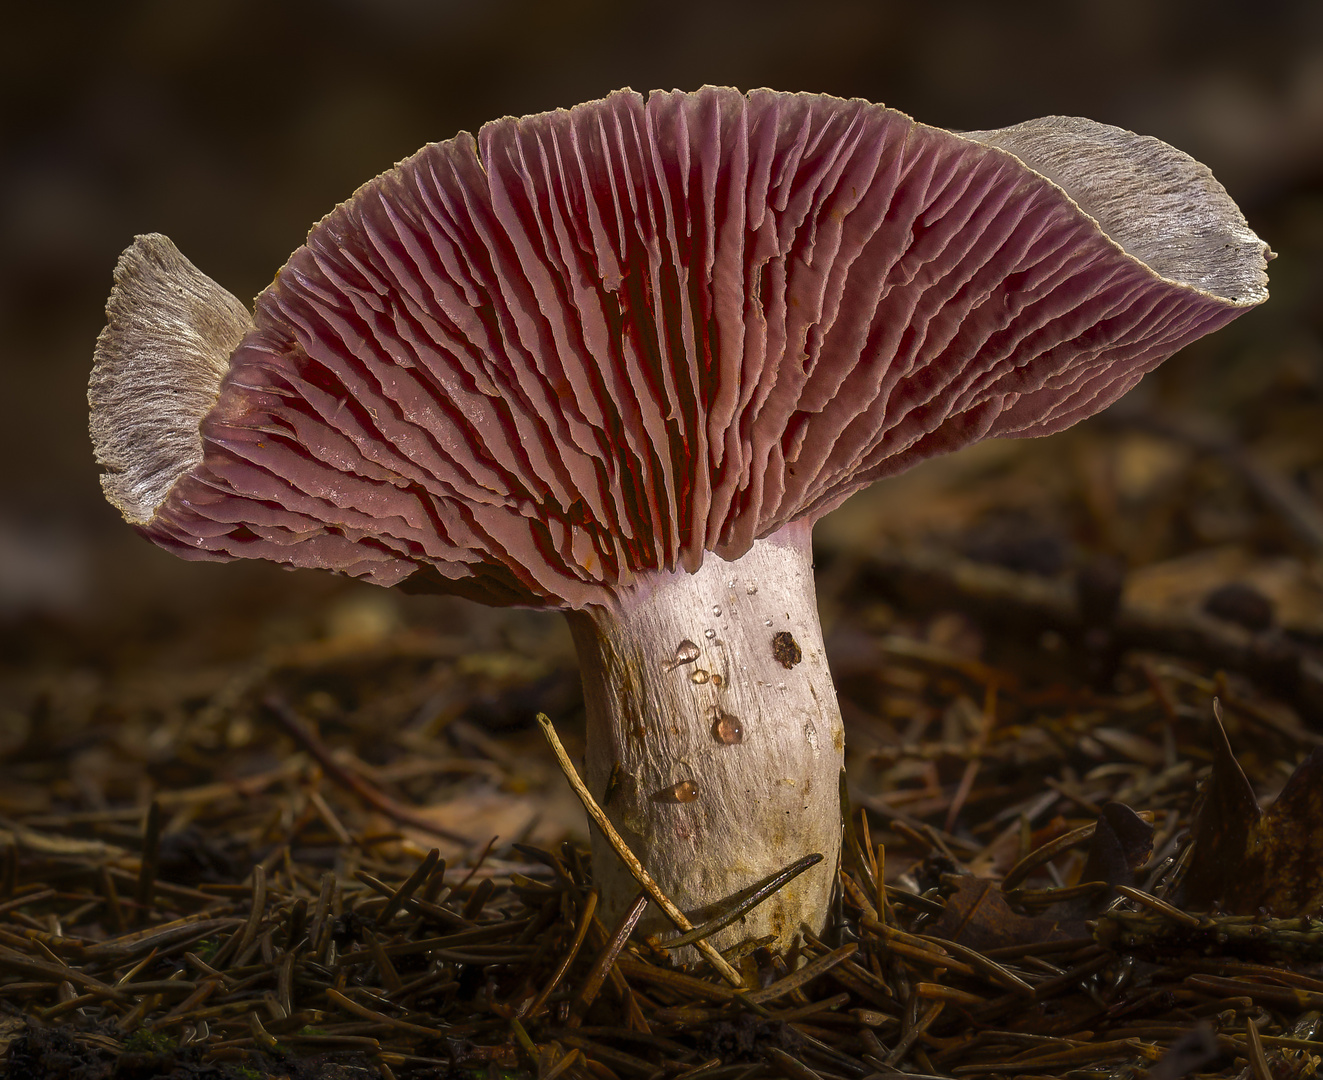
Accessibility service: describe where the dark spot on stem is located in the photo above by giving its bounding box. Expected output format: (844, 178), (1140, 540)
(771, 631), (801, 669)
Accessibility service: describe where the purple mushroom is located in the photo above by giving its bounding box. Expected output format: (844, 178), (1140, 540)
(89, 88), (1269, 954)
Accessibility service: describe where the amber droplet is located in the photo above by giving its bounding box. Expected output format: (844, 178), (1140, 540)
(661, 639), (701, 672)
(712, 712), (744, 745)
(710, 672), (724, 687)
(690, 669), (710, 685)
(652, 780), (699, 803)
(712, 605), (722, 617)
(704, 628), (716, 640)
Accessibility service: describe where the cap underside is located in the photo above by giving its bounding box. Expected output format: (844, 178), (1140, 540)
(99, 87), (1269, 607)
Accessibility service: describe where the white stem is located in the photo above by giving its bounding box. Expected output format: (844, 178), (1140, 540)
(566, 521), (843, 955)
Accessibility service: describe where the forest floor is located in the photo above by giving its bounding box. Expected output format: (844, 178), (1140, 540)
(6, 326), (1323, 1078)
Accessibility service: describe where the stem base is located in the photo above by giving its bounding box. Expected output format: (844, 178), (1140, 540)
(567, 522), (844, 955)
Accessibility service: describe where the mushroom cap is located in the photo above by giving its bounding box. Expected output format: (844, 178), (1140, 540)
(90, 87), (1269, 609)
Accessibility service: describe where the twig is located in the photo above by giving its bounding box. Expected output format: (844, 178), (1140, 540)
(536, 713), (742, 987)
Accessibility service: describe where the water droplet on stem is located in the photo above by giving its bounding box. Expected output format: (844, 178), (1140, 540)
(652, 780), (699, 803)
(711, 711), (744, 744)
(660, 639), (701, 672)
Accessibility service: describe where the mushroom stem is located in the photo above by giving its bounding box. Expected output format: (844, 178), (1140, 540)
(566, 519), (843, 954)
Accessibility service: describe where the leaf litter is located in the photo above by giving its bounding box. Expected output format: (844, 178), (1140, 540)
(11, 350), (1323, 1076)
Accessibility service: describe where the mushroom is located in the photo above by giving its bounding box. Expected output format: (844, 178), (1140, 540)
(89, 88), (1269, 954)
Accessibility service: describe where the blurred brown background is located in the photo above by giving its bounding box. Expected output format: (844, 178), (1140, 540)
(3, 0), (1322, 666)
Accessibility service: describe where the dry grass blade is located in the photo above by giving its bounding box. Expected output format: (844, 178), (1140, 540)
(522, 889), (598, 1019)
(324, 987), (452, 1039)
(744, 943), (858, 1005)
(1185, 975), (1323, 1010)
(554, 1033), (656, 1075)
(662, 854), (823, 949)
(1245, 1016), (1274, 1080)
(0, 947), (123, 997)
(614, 958), (741, 1003)
(765, 1045), (826, 1080)
(887, 999), (944, 1067)
(912, 933), (1032, 994)
(1001, 812), (1155, 891)
(568, 890), (646, 1024)
(1114, 884), (1203, 926)
(542, 1047), (583, 1080)
(377, 847), (440, 926)
(133, 801), (161, 920)
(916, 982), (985, 1007)
(82, 915), (243, 960)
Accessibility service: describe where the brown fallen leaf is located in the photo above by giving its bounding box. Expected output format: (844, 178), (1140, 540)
(930, 875), (1078, 952)
(1078, 802), (1154, 893)
(1178, 702), (1323, 915)
(401, 783), (589, 855)
(930, 804), (1155, 954)
(1177, 703), (1260, 911)
(1243, 750), (1323, 913)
